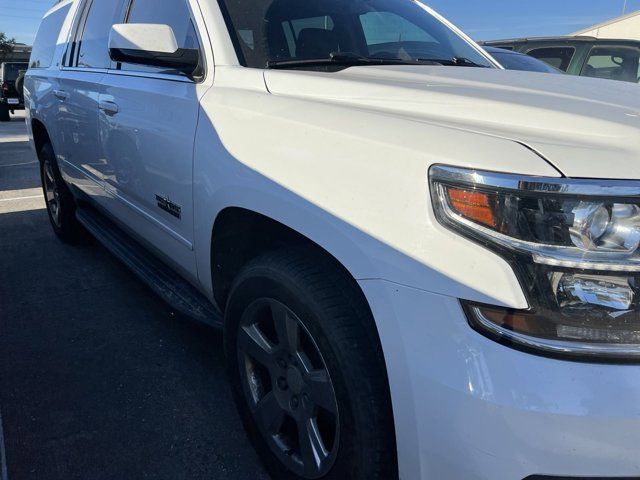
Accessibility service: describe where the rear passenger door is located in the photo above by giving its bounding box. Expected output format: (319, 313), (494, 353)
(56, 0), (128, 196)
(97, 0), (207, 279)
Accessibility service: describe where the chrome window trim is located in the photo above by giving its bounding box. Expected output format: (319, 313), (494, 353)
(105, 69), (195, 83)
(60, 66), (109, 74)
(430, 165), (640, 198)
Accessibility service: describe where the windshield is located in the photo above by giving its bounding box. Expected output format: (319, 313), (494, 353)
(2, 63), (28, 81)
(488, 50), (561, 74)
(216, 0), (494, 69)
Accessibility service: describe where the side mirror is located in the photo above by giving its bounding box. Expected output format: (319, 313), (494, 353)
(108, 23), (200, 77)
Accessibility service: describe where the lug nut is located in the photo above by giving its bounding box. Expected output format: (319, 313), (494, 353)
(277, 358), (286, 369)
(277, 377), (288, 390)
(290, 396), (299, 410)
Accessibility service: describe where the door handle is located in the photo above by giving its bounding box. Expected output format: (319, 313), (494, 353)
(53, 89), (68, 100)
(99, 100), (119, 116)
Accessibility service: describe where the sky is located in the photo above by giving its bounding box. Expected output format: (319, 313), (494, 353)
(0, 0), (639, 45)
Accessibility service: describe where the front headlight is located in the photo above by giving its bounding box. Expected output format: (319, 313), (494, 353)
(429, 165), (640, 360)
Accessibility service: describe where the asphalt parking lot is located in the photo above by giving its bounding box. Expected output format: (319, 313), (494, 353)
(0, 112), (268, 480)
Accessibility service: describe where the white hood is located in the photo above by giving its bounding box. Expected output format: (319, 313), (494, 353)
(265, 66), (640, 180)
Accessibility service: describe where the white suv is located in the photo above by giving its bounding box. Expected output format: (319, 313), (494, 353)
(25, 1), (640, 479)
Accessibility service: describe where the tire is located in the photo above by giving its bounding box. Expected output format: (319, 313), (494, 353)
(15, 73), (25, 101)
(225, 248), (397, 480)
(0, 103), (9, 122)
(39, 143), (84, 243)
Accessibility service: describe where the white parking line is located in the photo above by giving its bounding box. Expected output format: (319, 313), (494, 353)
(0, 135), (28, 144)
(0, 188), (45, 214)
(0, 410), (8, 480)
(0, 188), (43, 201)
(0, 195), (42, 202)
(0, 161), (37, 168)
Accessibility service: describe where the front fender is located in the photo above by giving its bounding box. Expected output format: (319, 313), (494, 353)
(193, 74), (560, 309)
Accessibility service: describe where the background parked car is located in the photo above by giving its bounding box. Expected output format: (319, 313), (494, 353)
(483, 46), (563, 73)
(0, 61), (28, 121)
(0, 62), (29, 122)
(482, 37), (640, 83)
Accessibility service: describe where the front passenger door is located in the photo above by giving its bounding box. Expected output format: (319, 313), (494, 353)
(97, 0), (206, 280)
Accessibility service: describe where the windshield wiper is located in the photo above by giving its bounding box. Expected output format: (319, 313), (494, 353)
(266, 51), (443, 69)
(417, 56), (490, 68)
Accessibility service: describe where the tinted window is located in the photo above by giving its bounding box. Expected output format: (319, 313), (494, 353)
(489, 50), (560, 74)
(281, 16), (335, 57)
(122, 0), (200, 74)
(30, 3), (72, 69)
(218, 0), (493, 69)
(527, 47), (575, 72)
(360, 11), (436, 45)
(582, 46), (640, 83)
(76, 0), (128, 69)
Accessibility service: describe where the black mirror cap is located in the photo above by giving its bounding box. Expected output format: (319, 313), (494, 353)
(109, 47), (201, 78)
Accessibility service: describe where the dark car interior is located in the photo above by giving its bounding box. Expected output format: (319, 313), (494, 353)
(220, 0), (491, 68)
(581, 46), (640, 83)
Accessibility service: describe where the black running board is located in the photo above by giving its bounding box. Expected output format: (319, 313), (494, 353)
(76, 205), (223, 328)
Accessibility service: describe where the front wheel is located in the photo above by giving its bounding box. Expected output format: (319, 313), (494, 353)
(225, 249), (397, 480)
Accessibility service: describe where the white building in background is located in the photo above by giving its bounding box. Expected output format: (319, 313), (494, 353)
(572, 10), (640, 40)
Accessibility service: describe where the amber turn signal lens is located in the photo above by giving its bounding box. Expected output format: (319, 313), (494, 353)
(447, 188), (496, 228)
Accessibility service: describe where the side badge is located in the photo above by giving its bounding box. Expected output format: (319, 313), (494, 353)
(156, 194), (182, 219)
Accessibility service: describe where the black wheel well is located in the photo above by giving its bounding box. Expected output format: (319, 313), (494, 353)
(31, 119), (51, 158)
(211, 208), (357, 312)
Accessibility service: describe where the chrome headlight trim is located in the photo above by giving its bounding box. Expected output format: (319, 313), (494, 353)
(431, 165), (640, 199)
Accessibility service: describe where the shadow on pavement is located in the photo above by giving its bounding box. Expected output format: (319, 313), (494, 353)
(0, 189), (268, 479)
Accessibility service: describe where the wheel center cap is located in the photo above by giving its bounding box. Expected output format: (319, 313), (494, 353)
(286, 366), (304, 395)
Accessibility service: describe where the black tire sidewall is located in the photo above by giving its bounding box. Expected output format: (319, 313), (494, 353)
(225, 259), (388, 480)
(39, 143), (82, 243)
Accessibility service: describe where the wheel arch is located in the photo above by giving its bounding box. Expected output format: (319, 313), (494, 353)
(210, 206), (377, 314)
(30, 118), (52, 158)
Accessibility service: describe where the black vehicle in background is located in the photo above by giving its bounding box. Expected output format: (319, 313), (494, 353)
(483, 46), (563, 74)
(0, 62), (29, 122)
(481, 37), (640, 83)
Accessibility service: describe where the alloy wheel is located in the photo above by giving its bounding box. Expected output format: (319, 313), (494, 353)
(43, 159), (61, 228)
(237, 298), (340, 479)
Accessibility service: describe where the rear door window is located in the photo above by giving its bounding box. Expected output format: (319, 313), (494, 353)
(75, 0), (128, 69)
(527, 47), (575, 72)
(582, 46), (640, 83)
(121, 0), (201, 74)
(30, 2), (73, 69)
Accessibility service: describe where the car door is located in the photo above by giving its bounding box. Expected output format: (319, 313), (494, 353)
(580, 45), (640, 83)
(56, 0), (128, 197)
(97, 0), (207, 280)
